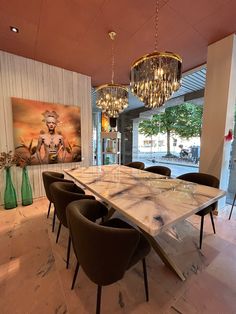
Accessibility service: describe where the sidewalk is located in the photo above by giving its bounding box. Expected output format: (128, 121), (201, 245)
(147, 156), (199, 168)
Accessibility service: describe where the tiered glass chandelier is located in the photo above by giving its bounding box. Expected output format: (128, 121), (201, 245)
(96, 31), (128, 118)
(130, 0), (182, 109)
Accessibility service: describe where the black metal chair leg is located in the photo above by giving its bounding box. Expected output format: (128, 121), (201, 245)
(96, 285), (102, 314)
(47, 201), (52, 218)
(199, 215), (204, 249)
(52, 207), (56, 232)
(209, 211), (216, 234)
(56, 222), (62, 243)
(71, 262), (80, 290)
(66, 236), (71, 269)
(229, 193), (236, 220)
(142, 258), (149, 302)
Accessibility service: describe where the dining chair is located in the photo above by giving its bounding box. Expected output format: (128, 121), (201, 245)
(50, 181), (101, 269)
(125, 161), (145, 170)
(177, 172), (219, 249)
(144, 165), (171, 177)
(42, 171), (73, 232)
(66, 199), (151, 314)
(228, 193), (236, 220)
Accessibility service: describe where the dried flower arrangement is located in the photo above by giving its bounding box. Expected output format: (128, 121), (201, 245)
(0, 151), (17, 169)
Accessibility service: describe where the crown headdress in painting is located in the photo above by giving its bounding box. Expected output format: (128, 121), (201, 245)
(42, 110), (60, 123)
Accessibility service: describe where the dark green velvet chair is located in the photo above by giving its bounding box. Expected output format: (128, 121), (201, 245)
(177, 172), (219, 249)
(144, 165), (171, 177)
(42, 171), (73, 231)
(66, 199), (151, 314)
(50, 181), (101, 268)
(125, 161), (145, 170)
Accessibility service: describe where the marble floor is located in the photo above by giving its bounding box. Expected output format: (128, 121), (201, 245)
(0, 198), (236, 314)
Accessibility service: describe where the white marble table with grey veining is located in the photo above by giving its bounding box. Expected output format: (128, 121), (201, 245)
(65, 164), (226, 280)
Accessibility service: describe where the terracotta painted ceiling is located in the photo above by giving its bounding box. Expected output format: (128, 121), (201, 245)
(0, 0), (235, 87)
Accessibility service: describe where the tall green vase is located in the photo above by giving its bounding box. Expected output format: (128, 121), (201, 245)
(21, 167), (33, 206)
(4, 167), (17, 209)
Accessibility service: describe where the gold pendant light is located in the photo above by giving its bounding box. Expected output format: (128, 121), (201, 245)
(96, 31), (128, 118)
(130, 0), (182, 109)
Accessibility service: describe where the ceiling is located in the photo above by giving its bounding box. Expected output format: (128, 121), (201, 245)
(172, 67), (206, 98)
(0, 0), (235, 87)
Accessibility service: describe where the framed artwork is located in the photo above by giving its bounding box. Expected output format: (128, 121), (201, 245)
(11, 97), (81, 165)
(101, 113), (110, 132)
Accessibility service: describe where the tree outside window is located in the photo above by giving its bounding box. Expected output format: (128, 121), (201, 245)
(139, 103), (203, 157)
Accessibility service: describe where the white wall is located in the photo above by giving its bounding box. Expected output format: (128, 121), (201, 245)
(0, 51), (92, 205)
(199, 34), (236, 207)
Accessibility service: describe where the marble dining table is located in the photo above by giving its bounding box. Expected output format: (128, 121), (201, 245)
(65, 164), (226, 281)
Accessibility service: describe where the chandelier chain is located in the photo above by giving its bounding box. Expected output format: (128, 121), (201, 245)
(130, 0), (182, 109)
(154, 0), (159, 51)
(96, 31), (129, 118)
(111, 40), (115, 84)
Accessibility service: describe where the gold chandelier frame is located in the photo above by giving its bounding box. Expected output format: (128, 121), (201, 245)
(131, 51), (182, 69)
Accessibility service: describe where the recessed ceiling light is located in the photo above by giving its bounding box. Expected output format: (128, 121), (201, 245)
(10, 26), (19, 33)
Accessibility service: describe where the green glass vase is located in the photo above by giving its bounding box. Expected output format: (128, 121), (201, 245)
(4, 167), (17, 209)
(21, 167), (33, 206)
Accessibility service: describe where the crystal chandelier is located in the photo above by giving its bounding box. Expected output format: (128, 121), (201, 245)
(130, 0), (182, 109)
(96, 31), (128, 118)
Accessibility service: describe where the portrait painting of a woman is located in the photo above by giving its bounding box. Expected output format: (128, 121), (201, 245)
(12, 97), (81, 165)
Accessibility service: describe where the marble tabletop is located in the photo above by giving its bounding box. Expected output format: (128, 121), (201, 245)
(65, 164), (226, 237)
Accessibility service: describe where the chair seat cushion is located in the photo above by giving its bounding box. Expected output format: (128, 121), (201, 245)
(102, 218), (151, 269)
